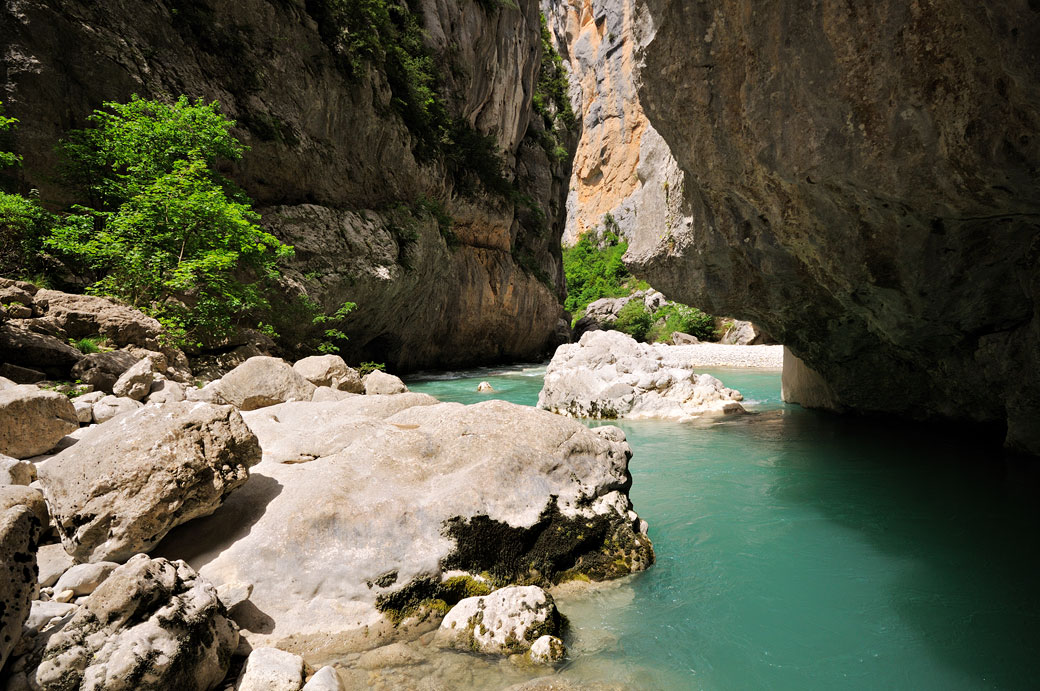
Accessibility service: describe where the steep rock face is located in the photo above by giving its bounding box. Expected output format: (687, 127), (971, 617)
(542, 0), (685, 245)
(631, 1), (1040, 453)
(1, 0), (573, 370)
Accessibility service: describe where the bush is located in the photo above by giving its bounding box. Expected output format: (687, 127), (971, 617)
(562, 223), (633, 314)
(47, 95), (294, 346)
(646, 303), (717, 343)
(612, 299), (654, 340)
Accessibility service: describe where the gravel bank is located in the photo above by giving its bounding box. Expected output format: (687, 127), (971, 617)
(665, 343), (784, 369)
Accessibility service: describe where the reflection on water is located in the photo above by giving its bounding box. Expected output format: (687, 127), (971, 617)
(394, 366), (1040, 690)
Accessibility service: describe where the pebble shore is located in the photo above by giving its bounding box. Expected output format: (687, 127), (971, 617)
(667, 343), (784, 369)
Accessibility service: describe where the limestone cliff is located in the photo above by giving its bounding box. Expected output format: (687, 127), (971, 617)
(1, 0), (575, 370)
(542, 0), (684, 246)
(630, 1), (1040, 453)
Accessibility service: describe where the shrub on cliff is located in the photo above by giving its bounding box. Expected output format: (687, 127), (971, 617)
(45, 96), (293, 346)
(0, 100), (52, 278)
(562, 221), (635, 314)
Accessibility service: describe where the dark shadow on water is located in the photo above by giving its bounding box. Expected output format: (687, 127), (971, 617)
(747, 408), (1040, 688)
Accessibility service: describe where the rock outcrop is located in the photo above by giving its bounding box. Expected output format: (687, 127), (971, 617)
(542, 0), (685, 246)
(155, 395), (652, 657)
(539, 330), (745, 419)
(630, 1), (1040, 453)
(21, 555), (238, 691)
(39, 401), (261, 562)
(1, 0), (576, 371)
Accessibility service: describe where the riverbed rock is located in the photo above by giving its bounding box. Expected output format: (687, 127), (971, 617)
(436, 586), (562, 655)
(39, 401), (261, 562)
(302, 667), (343, 691)
(236, 647), (305, 691)
(0, 385), (79, 459)
(293, 355), (363, 393)
(90, 394), (143, 424)
(22, 554), (238, 691)
(145, 378), (185, 405)
(71, 391), (104, 423)
(0, 505), (41, 670)
(23, 600), (78, 636)
(0, 455), (36, 485)
(34, 290), (164, 349)
(155, 396), (652, 657)
(111, 357), (159, 400)
(36, 544), (75, 588)
(71, 349), (139, 394)
(529, 635), (567, 664)
(362, 370), (408, 395)
(52, 562), (118, 597)
(719, 320), (772, 346)
(0, 486), (49, 531)
(210, 356), (316, 411)
(477, 381), (495, 392)
(539, 330), (745, 420)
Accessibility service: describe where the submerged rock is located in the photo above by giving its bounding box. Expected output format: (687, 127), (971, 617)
(22, 554), (238, 691)
(155, 396), (652, 657)
(477, 381), (495, 392)
(538, 330), (745, 420)
(39, 401), (261, 562)
(436, 585), (562, 656)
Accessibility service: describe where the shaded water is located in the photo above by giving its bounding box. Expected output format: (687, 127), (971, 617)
(383, 365), (1040, 690)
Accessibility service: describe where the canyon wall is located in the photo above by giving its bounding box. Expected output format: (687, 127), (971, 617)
(542, 0), (684, 246)
(1, 0), (574, 370)
(629, 0), (1040, 453)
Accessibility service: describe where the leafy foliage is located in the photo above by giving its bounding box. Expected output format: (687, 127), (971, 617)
(646, 303), (716, 342)
(562, 219), (634, 314)
(311, 300), (357, 353)
(0, 101), (53, 278)
(0, 101), (20, 169)
(47, 96), (294, 346)
(357, 361), (386, 376)
(613, 299), (654, 340)
(532, 14), (575, 162)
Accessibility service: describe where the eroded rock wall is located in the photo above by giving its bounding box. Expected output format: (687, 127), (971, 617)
(543, 0), (685, 245)
(629, 0), (1040, 453)
(1, 0), (573, 370)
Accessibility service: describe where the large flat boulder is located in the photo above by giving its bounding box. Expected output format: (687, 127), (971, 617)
(39, 401), (261, 562)
(0, 325), (81, 380)
(0, 385), (79, 459)
(34, 290), (164, 348)
(538, 330), (745, 420)
(155, 397), (653, 657)
(22, 555), (237, 690)
(0, 505), (41, 670)
(207, 356), (316, 411)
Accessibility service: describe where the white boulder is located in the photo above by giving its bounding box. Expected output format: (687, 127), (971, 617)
(538, 330), (746, 420)
(303, 666), (343, 691)
(436, 586), (562, 655)
(236, 647), (304, 691)
(529, 635), (567, 664)
(208, 356), (316, 410)
(362, 370), (408, 395)
(0, 454), (36, 485)
(91, 394), (143, 424)
(293, 355), (363, 393)
(39, 401), (261, 562)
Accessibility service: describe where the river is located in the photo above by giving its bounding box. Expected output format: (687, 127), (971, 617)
(363, 364), (1040, 690)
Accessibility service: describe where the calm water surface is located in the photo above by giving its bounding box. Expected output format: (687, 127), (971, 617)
(403, 365), (1040, 690)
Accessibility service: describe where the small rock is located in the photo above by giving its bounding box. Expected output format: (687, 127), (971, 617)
(236, 647), (305, 691)
(111, 357), (158, 400)
(436, 585), (563, 656)
(71, 349), (139, 393)
(145, 378), (185, 405)
(528, 635), (566, 664)
(362, 370), (408, 395)
(0, 486), (49, 527)
(671, 331), (699, 345)
(293, 355), (363, 393)
(0, 385), (79, 459)
(71, 390), (105, 423)
(53, 589), (75, 603)
(36, 543), (75, 588)
(477, 381), (495, 392)
(53, 561), (119, 596)
(0, 454), (36, 485)
(24, 600), (77, 634)
(217, 581), (253, 610)
(91, 394), (143, 424)
(303, 666), (344, 690)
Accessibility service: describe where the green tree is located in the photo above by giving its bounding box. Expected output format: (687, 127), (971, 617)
(0, 100), (52, 277)
(47, 95), (293, 345)
(562, 220), (635, 315)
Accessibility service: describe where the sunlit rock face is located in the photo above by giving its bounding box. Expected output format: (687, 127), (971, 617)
(0, 0), (574, 370)
(543, 0), (686, 245)
(628, 0), (1040, 453)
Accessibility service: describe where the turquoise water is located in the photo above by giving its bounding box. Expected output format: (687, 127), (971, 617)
(407, 366), (1040, 690)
